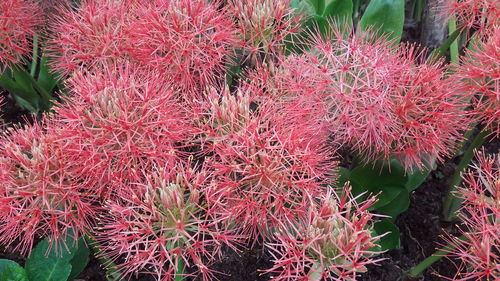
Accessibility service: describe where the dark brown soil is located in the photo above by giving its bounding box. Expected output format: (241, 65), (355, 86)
(358, 161), (458, 281)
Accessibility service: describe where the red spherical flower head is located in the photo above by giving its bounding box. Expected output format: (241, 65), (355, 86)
(280, 26), (405, 162)
(126, 0), (238, 95)
(48, 0), (135, 77)
(53, 65), (194, 198)
(441, 151), (499, 280)
(202, 86), (334, 242)
(94, 163), (240, 281)
(456, 27), (500, 137)
(266, 186), (383, 281)
(442, 0), (499, 31)
(0, 120), (98, 255)
(390, 45), (471, 171)
(229, 0), (305, 66)
(0, 0), (40, 72)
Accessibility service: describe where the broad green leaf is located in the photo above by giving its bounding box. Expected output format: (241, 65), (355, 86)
(349, 159), (407, 191)
(25, 240), (73, 281)
(324, 0), (353, 21)
(359, 0), (405, 42)
(174, 258), (185, 281)
(377, 188), (410, 220)
(336, 167), (351, 188)
(406, 169), (430, 192)
(0, 262), (28, 281)
(368, 185), (404, 210)
(339, 161), (408, 209)
(0, 260), (21, 274)
(291, 0), (316, 16)
(312, 0), (325, 14)
(373, 219), (400, 250)
(67, 238), (89, 281)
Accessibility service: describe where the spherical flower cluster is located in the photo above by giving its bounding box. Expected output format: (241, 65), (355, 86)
(390, 46), (471, 170)
(48, 0), (134, 76)
(266, 186), (382, 280)
(442, 151), (499, 280)
(272, 28), (471, 170)
(0, 0), (40, 72)
(95, 163), (239, 281)
(201, 86), (333, 241)
(455, 27), (499, 137)
(443, 0), (499, 31)
(0, 121), (98, 255)
(53, 65), (194, 197)
(127, 0), (238, 94)
(229, 0), (304, 65)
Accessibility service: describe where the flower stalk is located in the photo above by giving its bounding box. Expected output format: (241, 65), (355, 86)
(442, 129), (489, 222)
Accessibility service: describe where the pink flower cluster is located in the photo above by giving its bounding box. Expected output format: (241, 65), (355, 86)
(443, 0), (499, 31)
(49, 0), (237, 94)
(229, 0), (305, 65)
(442, 151), (499, 280)
(0, 0), (40, 72)
(266, 186), (382, 280)
(455, 27), (500, 137)
(270, 28), (470, 170)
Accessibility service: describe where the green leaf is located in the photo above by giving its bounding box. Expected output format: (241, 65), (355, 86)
(0, 262), (29, 281)
(0, 260), (22, 275)
(291, 0), (317, 15)
(374, 219), (400, 250)
(406, 169), (430, 192)
(25, 240), (73, 281)
(301, 0), (324, 14)
(349, 159), (407, 191)
(324, 0), (353, 21)
(336, 167), (351, 188)
(359, 0), (405, 42)
(37, 56), (59, 94)
(174, 258), (184, 281)
(67, 238), (89, 281)
(11, 69), (37, 97)
(0, 74), (40, 112)
(368, 185), (404, 210)
(287, 0), (318, 53)
(340, 160), (409, 209)
(377, 188), (410, 220)
(12, 96), (38, 113)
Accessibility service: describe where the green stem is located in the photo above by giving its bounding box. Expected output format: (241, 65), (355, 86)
(407, 236), (465, 278)
(407, 249), (448, 278)
(175, 259), (185, 281)
(448, 17), (459, 64)
(429, 29), (461, 62)
(30, 36), (39, 77)
(414, 0), (424, 22)
(442, 129), (489, 222)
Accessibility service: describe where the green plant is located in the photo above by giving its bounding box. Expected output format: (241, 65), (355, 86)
(0, 52), (58, 113)
(0, 235), (89, 281)
(337, 159), (432, 250)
